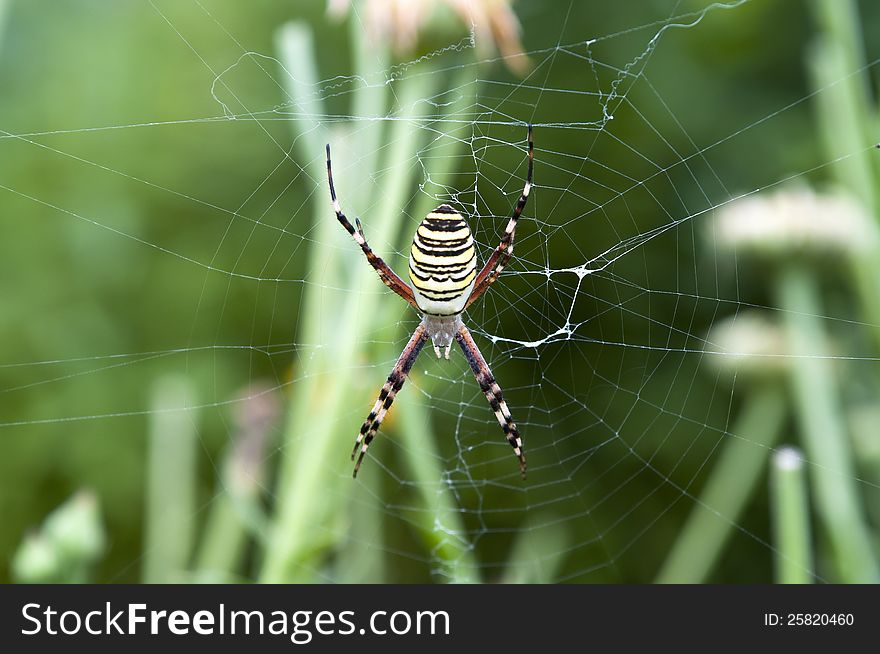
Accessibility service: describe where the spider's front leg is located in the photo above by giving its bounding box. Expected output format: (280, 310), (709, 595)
(465, 124), (533, 310)
(455, 323), (526, 478)
(325, 143), (420, 310)
(351, 323), (428, 477)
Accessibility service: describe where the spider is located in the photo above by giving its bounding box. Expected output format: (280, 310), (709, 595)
(326, 125), (533, 479)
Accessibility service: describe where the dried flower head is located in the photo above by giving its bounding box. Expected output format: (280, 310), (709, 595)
(227, 384), (282, 497)
(328, 0), (530, 74)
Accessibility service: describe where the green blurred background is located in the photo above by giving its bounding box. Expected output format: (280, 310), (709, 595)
(2, 0), (880, 584)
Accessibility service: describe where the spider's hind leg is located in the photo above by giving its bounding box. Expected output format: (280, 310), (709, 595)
(455, 323), (526, 478)
(351, 324), (428, 477)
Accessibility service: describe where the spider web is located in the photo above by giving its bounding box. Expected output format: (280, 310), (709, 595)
(2, 0), (878, 584)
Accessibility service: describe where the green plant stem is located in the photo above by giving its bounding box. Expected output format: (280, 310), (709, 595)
(275, 22), (326, 179)
(771, 447), (814, 584)
(809, 0), (874, 199)
(333, 22), (396, 583)
(261, 22), (437, 582)
(192, 492), (246, 582)
(349, 8), (388, 188)
(501, 514), (569, 584)
(194, 452), (272, 583)
(193, 388), (277, 581)
(260, 22), (350, 584)
(336, 466), (387, 583)
(656, 384), (787, 583)
(397, 393), (479, 583)
(808, 5), (880, 353)
(809, 0), (873, 158)
(388, 69), (479, 583)
(776, 262), (878, 582)
(142, 376), (198, 583)
(0, 0), (9, 43)
(849, 406), (880, 530)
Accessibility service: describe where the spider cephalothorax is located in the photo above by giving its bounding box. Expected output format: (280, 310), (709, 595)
(326, 125), (533, 478)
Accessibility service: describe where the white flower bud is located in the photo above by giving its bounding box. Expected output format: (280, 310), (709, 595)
(706, 311), (789, 377)
(714, 186), (878, 257)
(43, 490), (106, 564)
(11, 532), (61, 583)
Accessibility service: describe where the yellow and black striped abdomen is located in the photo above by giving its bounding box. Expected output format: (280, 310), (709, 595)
(409, 204), (477, 315)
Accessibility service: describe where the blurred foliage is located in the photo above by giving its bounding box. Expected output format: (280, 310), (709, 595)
(1, 0), (879, 583)
(11, 490), (105, 583)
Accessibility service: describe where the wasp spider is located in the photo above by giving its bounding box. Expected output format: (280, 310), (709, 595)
(326, 126), (533, 478)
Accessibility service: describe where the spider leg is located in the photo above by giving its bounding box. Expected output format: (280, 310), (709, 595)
(352, 323), (428, 477)
(455, 323), (526, 478)
(326, 143), (419, 309)
(465, 124), (533, 310)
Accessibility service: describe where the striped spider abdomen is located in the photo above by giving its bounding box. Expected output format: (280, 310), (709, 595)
(408, 204), (477, 317)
